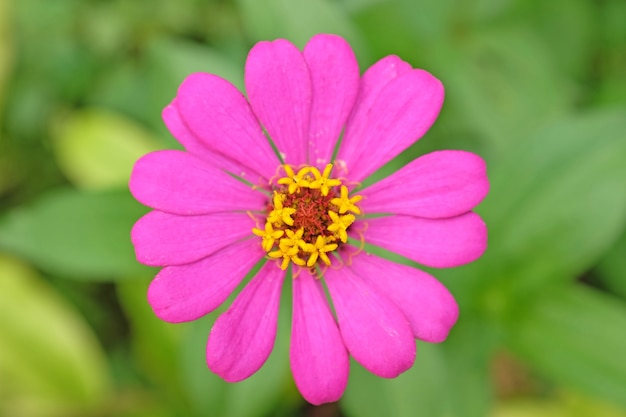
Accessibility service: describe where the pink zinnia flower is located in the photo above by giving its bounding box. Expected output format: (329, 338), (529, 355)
(129, 34), (488, 405)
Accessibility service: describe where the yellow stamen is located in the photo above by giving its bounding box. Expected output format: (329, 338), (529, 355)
(277, 165), (312, 194)
(254, 163), (363, 271)
(268, 244), (306, 270)
(279, 228), (305, 250)
(267, 192), (296, 226)
(309, 164), (342, 196)
(330, 185), (362, 215)
(301, 235), (338, 267)
(327, 210), (355, 243)
(252, 221), (284, 252)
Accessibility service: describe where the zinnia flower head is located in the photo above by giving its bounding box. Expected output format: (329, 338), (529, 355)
(129, 34), (488, 405)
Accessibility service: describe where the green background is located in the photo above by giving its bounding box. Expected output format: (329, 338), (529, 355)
(1, 0), (626, 416)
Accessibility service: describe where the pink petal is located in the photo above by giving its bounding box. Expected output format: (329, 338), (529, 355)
(176, 73), (280, 180)
(346, 55), (412, 129)
(291, 270), (349, 405)
(245, 39), (311, 166)
(162, 101), (258, 181)
(131, 210), (256, 266)
(207, 262), (285, 381)
(147, 238), (264, 323)
(359, 150), (489, 218)
(338, 69), (444, 182)
(303, 34), (360, 167)
(333, 55), (411, 175)
(355, 213), (487, 268)
(343, 247), (458, 342)
(130, 150), (267, 215)
(324, 266), (415, 378)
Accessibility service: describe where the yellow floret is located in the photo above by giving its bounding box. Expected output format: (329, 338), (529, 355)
(327, 211), (355, 243)
(277, 165), (312, 194)
(268, 243), (306, 270)
(252, 221), (284, 252)
(267, 192), (296, 226)
(330, 185), (362, 215)
(309, 164), (342, 196)
(301, 235), (338, 267)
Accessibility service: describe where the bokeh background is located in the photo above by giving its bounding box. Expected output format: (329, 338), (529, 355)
(1, 0), (626, 416)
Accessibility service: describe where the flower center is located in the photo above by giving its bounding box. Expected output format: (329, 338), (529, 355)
(252, 164), (363, 271)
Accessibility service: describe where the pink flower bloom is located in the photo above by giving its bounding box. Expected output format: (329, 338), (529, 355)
(129, 34), (488, 405)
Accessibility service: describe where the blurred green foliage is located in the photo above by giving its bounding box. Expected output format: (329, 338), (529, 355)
(1, 0), (625, 416)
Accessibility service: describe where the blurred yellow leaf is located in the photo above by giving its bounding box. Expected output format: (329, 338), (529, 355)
(493, 391), (626, 417)
(51, 109), (161, 190)
(0, 255), (112, 417)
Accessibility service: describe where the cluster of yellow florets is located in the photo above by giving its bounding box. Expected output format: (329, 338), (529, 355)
(252, 164), (362, 270)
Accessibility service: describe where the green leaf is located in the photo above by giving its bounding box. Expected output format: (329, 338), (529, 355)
(87, 60), (168, 136)
(180, 265), (293, 417)
(218, 297), (292, 417)
(455, 108), (626, 305)
(435, 27), (573, 152)
(494, 109), (626, 289)
(147, 36), (246, 93)
(0, 0), (13, 113)
(517, 0), (595, 80)
(0, 188), (150, 280)
(0, 0), (13, 193)
(341, 344), (449, 417)
(507, 285), (626, 409)
(440, 317), (497, 417)
(596, 232), (626, 299)
(89, 38), (245, 144)
(595, 0), (626, 106)
(235, 0), (369, 60)
(179, 317), (228, 417)
(180, 314), (293, 417)
(339, 0), (387, 13)
(0, 256), (111, 417)
(116, 280), (189, 413)
(51, 109), (161, 190)
(595, 74), (626, 107)
(393, 0), (457, 41)
(351, 1), (429, 66)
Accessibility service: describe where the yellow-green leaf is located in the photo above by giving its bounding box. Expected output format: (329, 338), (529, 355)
(52, 109), (161, 190)
(0, 256), (111, 417)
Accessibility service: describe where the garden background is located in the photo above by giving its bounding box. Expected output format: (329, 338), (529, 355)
(1, 0), (626, 416)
